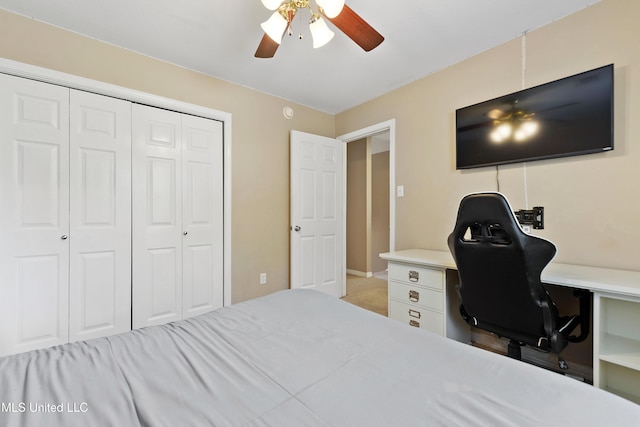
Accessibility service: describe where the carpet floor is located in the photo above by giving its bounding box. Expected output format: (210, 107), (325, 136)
(341, 275), (388, 316)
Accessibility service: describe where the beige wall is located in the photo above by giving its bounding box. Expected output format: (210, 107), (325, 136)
(346, 140), (390, 276)
(337, 0), (640, 271)
(0, 9), (334, 303)
(346, 139), (368, 273)
(2, 0), (638, 307)
(371, 151), (390, 274)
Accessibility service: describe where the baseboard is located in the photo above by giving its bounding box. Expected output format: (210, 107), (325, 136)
(346, 269), (373, 278)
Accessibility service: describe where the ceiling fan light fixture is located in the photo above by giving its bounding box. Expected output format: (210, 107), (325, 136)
(261, 11), (288, 44)
(316, 0), (345, 18)
(261, 0), (283, 10)
(255, 0), (384, 58)
(309, 15), (334, 48)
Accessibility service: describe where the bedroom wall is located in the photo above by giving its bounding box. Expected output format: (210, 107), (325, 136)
(346, 140), (391, 277)
(346, 139), (368, 275)
(336, 0), (640, 271)
(0, 8), (335, 303)
(371, 150), (390, 274)
(2, 0), (637, 308)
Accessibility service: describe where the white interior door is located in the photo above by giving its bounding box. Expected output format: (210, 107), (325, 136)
(181, 114), (224, 318)
(290, 130), (344, 297)
(0, 74), (70, 355)
(68, 90), (131, 341)
(132, 104), (183, 328)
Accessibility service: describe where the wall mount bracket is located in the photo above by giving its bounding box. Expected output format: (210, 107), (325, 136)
(515, 206), (544, 229)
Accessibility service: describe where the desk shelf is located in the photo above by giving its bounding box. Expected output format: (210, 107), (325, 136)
(599, 362), (640, 405)
(600, 333), (640, 371)
(595, 293), (640, 403)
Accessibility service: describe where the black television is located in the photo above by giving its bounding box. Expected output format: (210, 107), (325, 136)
(455, 64), (614, 169)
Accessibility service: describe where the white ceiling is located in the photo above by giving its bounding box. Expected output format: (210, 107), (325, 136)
(0, 0), (601, 114)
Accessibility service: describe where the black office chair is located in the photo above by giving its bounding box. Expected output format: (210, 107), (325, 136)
(447, 192), (589, 368)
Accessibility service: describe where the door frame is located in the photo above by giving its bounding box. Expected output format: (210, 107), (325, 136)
(0, 58), (233, 306)
(337, 119), (396, 295)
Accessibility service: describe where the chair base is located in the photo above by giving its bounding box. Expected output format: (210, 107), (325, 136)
(507, 339), (522, 360)
(506, 339), (571, 371)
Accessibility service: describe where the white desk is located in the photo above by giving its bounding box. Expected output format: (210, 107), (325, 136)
(380, 249), (640, 403)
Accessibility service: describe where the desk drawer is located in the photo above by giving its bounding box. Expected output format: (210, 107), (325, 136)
(388, 281), (443, 312)
(388, 263), (444, 290)
(388, 300), (444, 335)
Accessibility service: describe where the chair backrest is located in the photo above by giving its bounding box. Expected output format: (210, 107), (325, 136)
(447, 192), (558, 339)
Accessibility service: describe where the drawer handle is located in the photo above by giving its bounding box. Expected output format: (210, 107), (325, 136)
(408, 270), (419, 282)
(409, 320), (420, 328)
(408, 309), (421, 319)
(409, 290), (420, 302)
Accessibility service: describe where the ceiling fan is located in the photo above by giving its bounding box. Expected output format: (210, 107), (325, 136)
(255, 0), (384, 58)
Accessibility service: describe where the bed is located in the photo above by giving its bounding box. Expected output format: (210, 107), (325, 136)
(1, 289), (639, 426)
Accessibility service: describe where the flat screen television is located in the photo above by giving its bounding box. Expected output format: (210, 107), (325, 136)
(455, 64), (614, 169)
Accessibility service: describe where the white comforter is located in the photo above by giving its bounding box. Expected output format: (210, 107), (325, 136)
(1, 289), (639, 426)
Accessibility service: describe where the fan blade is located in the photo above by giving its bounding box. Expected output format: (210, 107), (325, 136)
(255, 33), (280, 58)
(255, 9), (297, 58)
(325, 5), (384, 52)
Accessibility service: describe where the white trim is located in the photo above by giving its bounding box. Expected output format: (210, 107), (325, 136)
(337, 119), (396, 297)
(346, 269), (373, 278)
(0, 58), (233, 306)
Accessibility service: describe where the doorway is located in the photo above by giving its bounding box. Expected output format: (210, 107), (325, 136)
(338, 120), (396, 296)
(345, 132), (390, 277)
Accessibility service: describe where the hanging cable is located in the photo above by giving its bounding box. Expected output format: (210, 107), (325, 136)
(496, 165), (500, 192)
(521, 32), (529, 207)
(522, 32), (527, 90)
(523, 163), (529, 209)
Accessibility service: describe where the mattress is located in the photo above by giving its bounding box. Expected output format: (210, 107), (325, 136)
(1, 289), (639, 426)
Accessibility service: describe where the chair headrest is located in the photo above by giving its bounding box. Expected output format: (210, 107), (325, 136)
(452, 192), (526, 244)
(449, 191), (556, 265)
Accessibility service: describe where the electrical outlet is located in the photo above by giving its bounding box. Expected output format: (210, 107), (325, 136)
(397, 185), (404, 197)
(260, 273), (267, 285)
(522, 225), (532, 234)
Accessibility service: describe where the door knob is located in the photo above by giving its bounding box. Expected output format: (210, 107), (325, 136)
(61, 235), (68, 240)
(292, 225), (301, 232)
(183, 231), (188, 236)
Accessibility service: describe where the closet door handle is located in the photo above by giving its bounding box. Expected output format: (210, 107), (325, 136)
(183, 231), (188, 236)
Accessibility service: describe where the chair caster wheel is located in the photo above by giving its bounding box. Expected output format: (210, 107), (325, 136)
(558, 358), (569, 370)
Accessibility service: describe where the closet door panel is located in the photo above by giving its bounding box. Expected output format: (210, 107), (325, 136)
(133, 104), (183, 328)
(182, 115), (224, 318)
(69, 90), (132, 341)
(0, 74), (70, 356)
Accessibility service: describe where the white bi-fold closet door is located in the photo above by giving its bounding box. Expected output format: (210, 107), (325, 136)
(0, 74), (131, 356)
(132, 104), (224, 329)
(0, 72), (225, 356)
